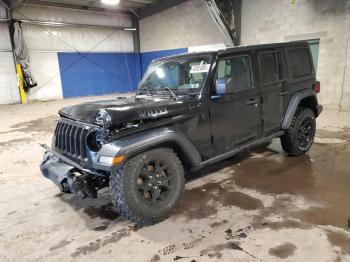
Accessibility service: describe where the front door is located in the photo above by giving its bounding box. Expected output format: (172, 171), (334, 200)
(208, 54), (262, 155)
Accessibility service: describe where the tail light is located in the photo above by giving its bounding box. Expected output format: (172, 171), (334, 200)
(314, 81), (320, 93)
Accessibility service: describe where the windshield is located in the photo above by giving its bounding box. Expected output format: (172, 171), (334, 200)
(139, 55), (212, 94)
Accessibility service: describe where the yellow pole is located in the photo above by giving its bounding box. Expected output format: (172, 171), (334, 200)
(16, 63), (27, 104)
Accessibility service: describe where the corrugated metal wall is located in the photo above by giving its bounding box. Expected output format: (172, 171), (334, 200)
(0, 6), (19, 104)
(12, 4), (134, 101)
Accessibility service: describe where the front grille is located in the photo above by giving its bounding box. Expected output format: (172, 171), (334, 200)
(54, 119), (93, 160)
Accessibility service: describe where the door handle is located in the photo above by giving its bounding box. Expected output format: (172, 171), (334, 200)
(279, 91), (289, 96)
(246, 98), (259, 105)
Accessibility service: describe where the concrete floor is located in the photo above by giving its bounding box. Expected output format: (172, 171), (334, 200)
(1, 95), (350, 262)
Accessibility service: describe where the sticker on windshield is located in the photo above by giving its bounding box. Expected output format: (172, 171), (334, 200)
(190, 64), (211, 74)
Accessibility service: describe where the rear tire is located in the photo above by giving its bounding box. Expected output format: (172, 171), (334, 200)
(281, 107), (316, 156)
(109, 148), (185, 225)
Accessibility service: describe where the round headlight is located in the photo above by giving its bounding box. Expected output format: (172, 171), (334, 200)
(87, 131), (108, 152)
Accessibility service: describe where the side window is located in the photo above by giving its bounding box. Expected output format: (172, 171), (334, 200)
(216, 56), (252, 94)
(288, 48), (312, 78)
(259, 52), (279, 83)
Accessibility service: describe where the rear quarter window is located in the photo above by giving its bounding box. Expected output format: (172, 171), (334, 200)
(288, 48), (312, 78)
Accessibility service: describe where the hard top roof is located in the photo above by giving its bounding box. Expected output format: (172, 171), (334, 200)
(155, 41), (309, 61)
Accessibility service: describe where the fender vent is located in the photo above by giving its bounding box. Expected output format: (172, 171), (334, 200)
(138, 108), (168, 118)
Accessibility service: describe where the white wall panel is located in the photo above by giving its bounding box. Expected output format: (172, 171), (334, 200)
(0, 23), (11, 50)
(241, 0), (350, 110)
(26, 52), (63, 101)
(140, 0), (228, 52)
(21, 25), (134, 52)
(0, 52), (20, 104)
(0, 5), (7, 19)
(13, 4), (131, 27)
(0, 5), (18, 104)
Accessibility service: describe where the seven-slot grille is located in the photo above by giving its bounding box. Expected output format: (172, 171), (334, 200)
(54, 119), (92, 160)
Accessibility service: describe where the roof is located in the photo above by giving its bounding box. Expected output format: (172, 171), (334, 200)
(219, 41), (309, 55)
(154, 41), (310, 62)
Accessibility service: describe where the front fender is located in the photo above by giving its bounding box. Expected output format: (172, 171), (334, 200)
(92, 127), (202, 171)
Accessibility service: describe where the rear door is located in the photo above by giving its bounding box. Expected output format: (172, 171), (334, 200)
(257, 50), (286, 135)
(285, 46), (315, 98)
(208, 53), (262, 155)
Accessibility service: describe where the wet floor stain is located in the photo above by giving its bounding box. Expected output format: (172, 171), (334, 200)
(150, 254), (160, 261)
(0, 138), (31, 149)
(209, 219), (228, 228)
(200, 241), (257, 260)
(49, 239), (73, 251)
(326, 230), (350, 254)
(269, 242), (297, 258)
(225, 226), (252, 240)
(8, 115), (58, 133)
(84, 203), (120, 220)
(176, 182), (263, 220)
(229, 128), (350, 230)
(71, 227), (131, 257)
(92, 221), (111, 231)
(182, 238), (203, 250)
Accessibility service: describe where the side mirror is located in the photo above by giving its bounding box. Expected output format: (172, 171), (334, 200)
(214, 77), (234, 95)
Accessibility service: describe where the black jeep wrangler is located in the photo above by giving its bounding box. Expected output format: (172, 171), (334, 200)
(41, 41), (322, 224)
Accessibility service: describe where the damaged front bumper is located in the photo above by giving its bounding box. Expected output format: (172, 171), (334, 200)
(40, 147), (108, 198)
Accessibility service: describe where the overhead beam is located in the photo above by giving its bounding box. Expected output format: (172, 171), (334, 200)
(0, 0), (10, 10)
(139, 0), (189, 18)
(18, 19), (133, 30)
(128, 0), (153, 4)
(25, 0), (132, 15)
(1, 0), (26, 10)
(27, 0), (146, 11)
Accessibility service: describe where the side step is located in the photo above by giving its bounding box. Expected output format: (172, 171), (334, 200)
(192, 131), (285, 171)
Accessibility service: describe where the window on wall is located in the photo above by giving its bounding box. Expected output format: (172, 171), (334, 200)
(216, 56), (252, 93)
(288, 48), (312, 78)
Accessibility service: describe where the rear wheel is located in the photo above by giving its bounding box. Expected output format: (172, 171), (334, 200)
(109, 148), (185, 225)
(281, 107), (316, 156)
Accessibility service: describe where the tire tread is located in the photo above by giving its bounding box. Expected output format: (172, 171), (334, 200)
(109, 148), (184, 225)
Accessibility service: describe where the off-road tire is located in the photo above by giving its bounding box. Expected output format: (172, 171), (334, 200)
(109, 148), (185, 225)
(281, 107), (316, 156)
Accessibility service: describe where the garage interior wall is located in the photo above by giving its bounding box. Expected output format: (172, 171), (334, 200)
(139, 0), (229, 53)
(240, 0), (350, 110)
(12, 4), (135, 100)
(0, 5), (19, 104)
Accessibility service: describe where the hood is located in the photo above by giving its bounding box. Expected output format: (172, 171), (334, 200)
(59, 96), (199, 129)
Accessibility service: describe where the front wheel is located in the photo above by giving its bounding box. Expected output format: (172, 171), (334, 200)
(109, 148), (185, 225)
(281, 107), (316, 156)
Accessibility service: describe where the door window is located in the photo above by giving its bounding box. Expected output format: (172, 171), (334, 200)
(216, 56), (252, 94)
(259, 52), (281, 84)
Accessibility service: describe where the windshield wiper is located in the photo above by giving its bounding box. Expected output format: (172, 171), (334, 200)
(163, 87), (178, 100)
(138, 87), (152, 96)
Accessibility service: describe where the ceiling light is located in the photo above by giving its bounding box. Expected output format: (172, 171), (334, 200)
(101, 0), (120, 5)
(123, 28), (137, 31)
